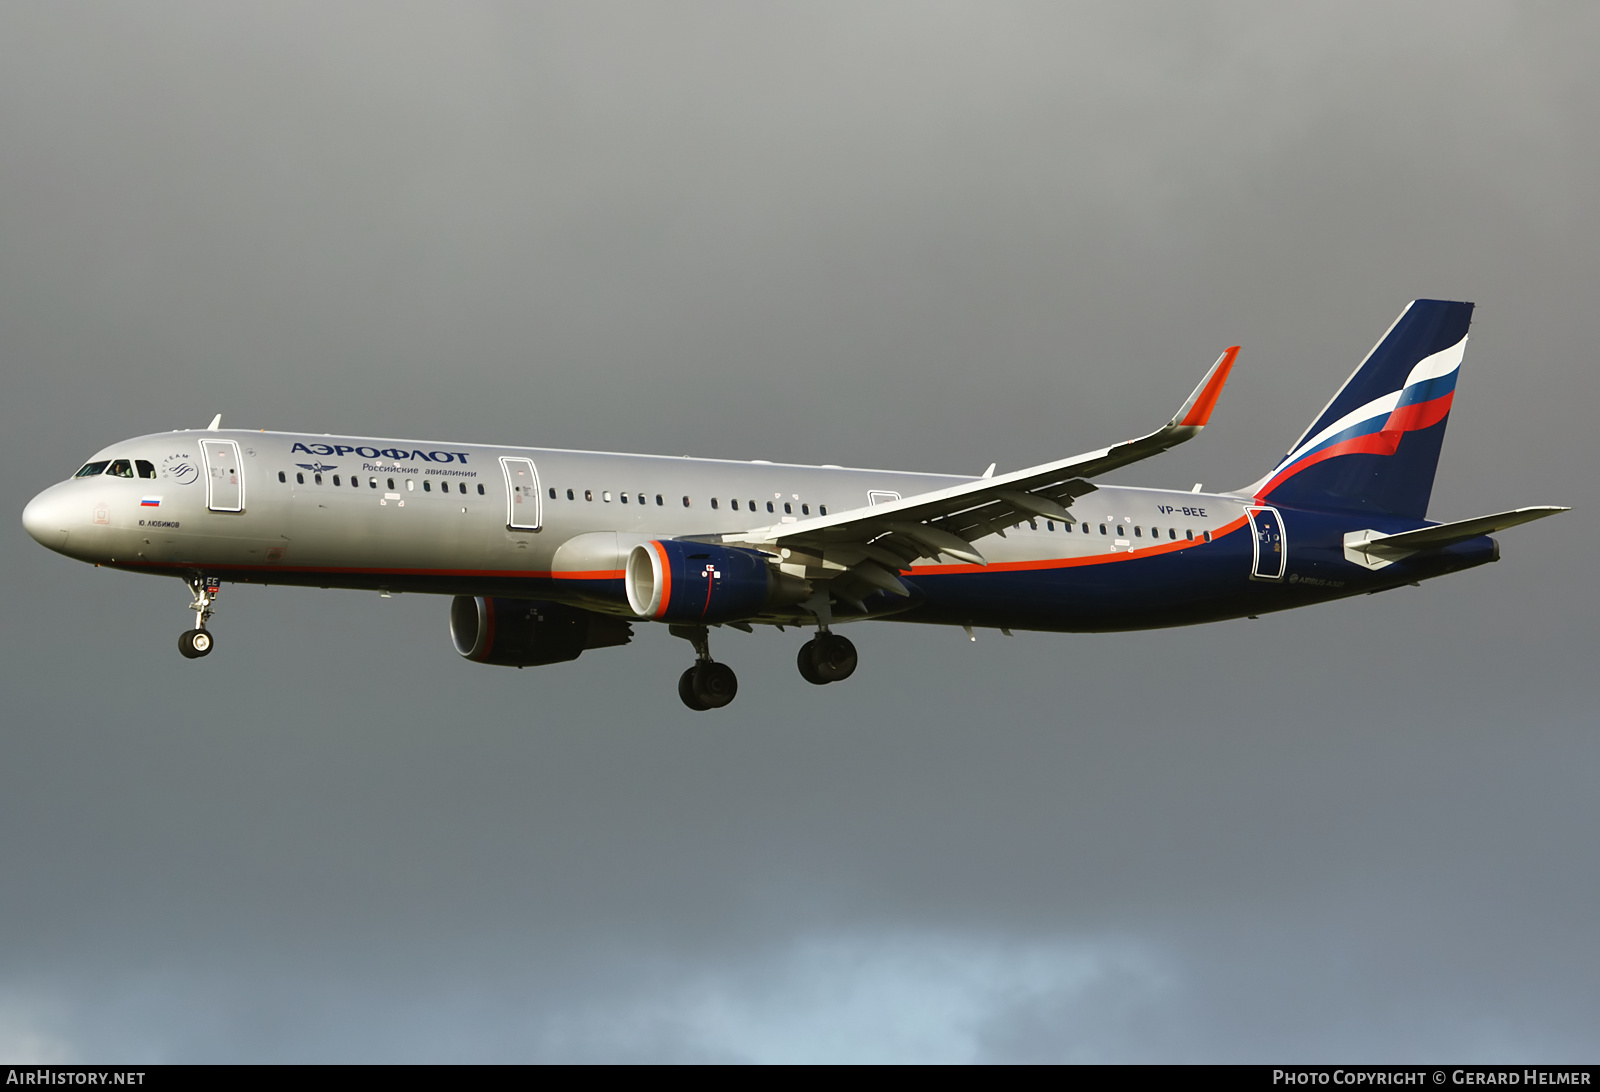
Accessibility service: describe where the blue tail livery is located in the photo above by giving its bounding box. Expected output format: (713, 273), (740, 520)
(1247, 299), (1472, 518)
(22, 300), (1567, 710)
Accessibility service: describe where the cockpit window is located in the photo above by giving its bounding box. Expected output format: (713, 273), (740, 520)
(136, 460), (156, 479)
(74, 461), (110, 478)
(108, 460), (134, 478)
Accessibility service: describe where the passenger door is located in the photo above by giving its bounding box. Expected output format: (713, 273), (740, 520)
(500, 457), (541, 530)
(200, 439), (244, 513)
(1245, 505), (1286, 581)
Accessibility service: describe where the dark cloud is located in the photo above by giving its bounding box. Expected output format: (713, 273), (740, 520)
(1, 1), (1595, 1061)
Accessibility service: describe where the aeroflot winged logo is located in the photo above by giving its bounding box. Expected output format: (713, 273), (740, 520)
(290, 442), (472, 465)
(296, 462), (338, 474)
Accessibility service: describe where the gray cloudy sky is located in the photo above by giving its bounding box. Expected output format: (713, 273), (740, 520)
(2, 1), (1596, 1063)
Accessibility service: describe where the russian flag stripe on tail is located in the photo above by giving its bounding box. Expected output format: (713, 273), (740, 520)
(1249, 300), (1473, 519)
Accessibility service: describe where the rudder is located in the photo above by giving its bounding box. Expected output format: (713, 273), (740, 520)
(1246, 299), (1473, 519)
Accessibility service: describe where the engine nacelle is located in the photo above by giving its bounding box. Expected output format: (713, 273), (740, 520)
(625, 540), (809, 623)
(450, 597), (633, 667)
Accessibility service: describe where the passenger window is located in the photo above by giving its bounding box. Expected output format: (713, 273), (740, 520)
(621, 492), (629, 503)
(333, 475), (341, 486)
(406, 479), (414, 492)
(802, 504), (810, 515)
(655, 495), (663, 506)
(458, 482), (467, 494)
(477, 484), (485, 495)
(369, 478), (378, 489)
(567, 488), (575, 500)
(1203, 531), (1212, 542)
(1134, 526), (1142, 538)
(1099, 524), (1106, 535)
(585, 490), (593, 501)
(423, 479), (430, 492)
(767, 501), (775, 513)
(729, 499), (739, 511)
(109, 460), (134, 478)
(296, 473), (304, 484)
(136, 460), (156, 479)
(74, 461), (110, 478)
(1028, 519), (1036, 530)
(682, 496), (691, 507)
(278, 471), (286, 483)
(1081, 523), (1089, 534)
(603, 491), (611, 502)
(548, 487), (557, 499)
(639, 494), (647, 505)
(1186, 529), (1193, 540)
(387, 478), (395, 490)
(1169, 528), (1177, 540)
(784, 503), (792, 514)
(819, 505), (827, 516)
(314, 474), (323, 485)
(711, 498), (719, 510)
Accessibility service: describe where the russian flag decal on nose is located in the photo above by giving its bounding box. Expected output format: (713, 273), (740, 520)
(141, 496), (161, 507)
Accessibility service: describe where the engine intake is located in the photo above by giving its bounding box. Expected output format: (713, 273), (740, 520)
(450, 597), (632, 667)
(625, 540), (809, 623)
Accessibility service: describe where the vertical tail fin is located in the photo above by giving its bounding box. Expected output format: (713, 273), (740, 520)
(1244, 299), (1473, 519)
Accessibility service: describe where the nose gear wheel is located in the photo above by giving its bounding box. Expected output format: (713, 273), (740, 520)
(178, 629), (213, 658)
(178, 574), (220, 660)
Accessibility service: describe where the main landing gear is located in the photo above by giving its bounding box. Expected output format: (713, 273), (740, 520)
(671, 624), (738, 711)
(666, 609), (861, 711)
(796, 592), (857, 686)
(797, 632), (857, 685)
(178, 574), (220, 660)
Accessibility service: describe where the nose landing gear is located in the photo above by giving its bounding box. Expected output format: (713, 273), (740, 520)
(178, 574), (220, 659)
(670, 624), (738, 711)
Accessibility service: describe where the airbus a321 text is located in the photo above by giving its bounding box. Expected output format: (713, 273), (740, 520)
(24, 300), (1566, 710)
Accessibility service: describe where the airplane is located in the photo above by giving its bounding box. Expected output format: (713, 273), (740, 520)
(22, 299), (1566, 711)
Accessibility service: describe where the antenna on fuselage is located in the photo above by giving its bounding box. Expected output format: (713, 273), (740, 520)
(206, 414), (222, 430)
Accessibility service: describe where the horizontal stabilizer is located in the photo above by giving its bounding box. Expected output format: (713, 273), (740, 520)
(1344, 506), (1567, 569)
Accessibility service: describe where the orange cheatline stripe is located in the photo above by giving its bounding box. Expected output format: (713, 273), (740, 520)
(552, 569), (626, 580)
(1178, 346), (1239, 428)
(123, 560), (559, 578)
(907, 515), (1249, 575)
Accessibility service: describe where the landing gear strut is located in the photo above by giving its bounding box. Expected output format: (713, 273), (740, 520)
(178, 574), (220, 659)
(670, 624), (738, 711)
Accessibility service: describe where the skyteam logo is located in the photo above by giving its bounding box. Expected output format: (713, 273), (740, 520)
(1257, 335), (1465, 499)
(296, 462), (338, 474)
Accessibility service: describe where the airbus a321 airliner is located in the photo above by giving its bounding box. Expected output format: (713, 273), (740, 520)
(23, 300), (1565, 710)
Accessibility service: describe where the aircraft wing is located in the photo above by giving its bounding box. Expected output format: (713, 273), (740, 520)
(718, 346), (1238, 603)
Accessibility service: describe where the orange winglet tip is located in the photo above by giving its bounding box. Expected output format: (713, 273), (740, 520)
(1178, 345), (1239, 427)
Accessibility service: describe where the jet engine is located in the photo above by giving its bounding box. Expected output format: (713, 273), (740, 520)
(625, 540), (809, 623)
(450, 597), (633, 667)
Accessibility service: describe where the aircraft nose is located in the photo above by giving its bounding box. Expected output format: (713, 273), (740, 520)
(22, 485), (73, 554)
